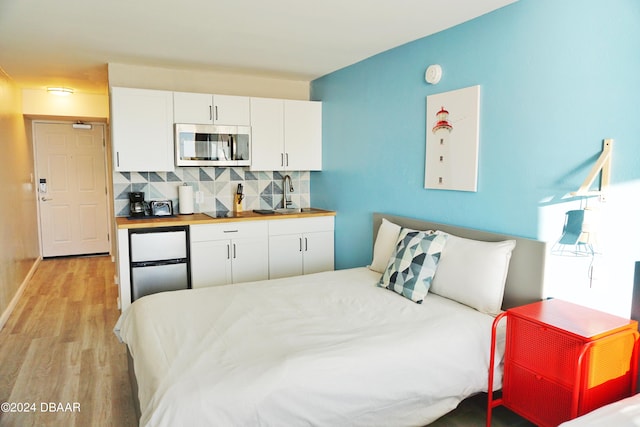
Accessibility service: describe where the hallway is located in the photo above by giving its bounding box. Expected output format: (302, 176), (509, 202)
(0, 256), (137, 427)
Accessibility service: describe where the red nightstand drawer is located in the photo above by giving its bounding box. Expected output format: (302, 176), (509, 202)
(504, 362), (572, 427)
(508, 316), (583, 387)
(581, 335), (637, 413)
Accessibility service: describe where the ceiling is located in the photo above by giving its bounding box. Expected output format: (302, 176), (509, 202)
(0, 0), (516, 94)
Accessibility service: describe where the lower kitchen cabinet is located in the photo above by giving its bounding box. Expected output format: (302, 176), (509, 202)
(488, 298), (639, 427)
(190, 221), (269, 288)
(116, 212), (336, 311)
(268, 216), (334, 279)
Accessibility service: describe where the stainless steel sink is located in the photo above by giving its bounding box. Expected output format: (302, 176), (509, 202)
(273, 208), (301, 214)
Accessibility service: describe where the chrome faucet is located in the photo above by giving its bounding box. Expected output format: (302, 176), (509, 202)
(282, 174), (294, 209)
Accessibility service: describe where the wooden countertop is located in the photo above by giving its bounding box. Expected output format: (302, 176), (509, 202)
(115, 208), (336, 229)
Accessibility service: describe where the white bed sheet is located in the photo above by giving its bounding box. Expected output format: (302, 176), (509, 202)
(559, 394), (640, 426)
(114, 267), (505, 427)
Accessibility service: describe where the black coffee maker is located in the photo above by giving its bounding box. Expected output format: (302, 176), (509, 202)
(129, 192), (146, 217)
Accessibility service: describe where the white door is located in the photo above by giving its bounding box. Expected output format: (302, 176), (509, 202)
(231, 236), (269, 284)
(302, 231), (335, 275)
(35, 122), (110, 257)
(250, 97), (285, 171)
(284, 100), (322, 171)
(190, 239), (232, 288)
(110, 87), (174, 172)
(173, 92), (213, 124)
(213, 95), (250, 126)
(268, 234), (304, 279)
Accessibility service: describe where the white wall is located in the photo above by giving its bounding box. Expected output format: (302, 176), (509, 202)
(107, 63), (310, 100)
(22, 89), (109, 119)
(21, 62), (312, 120)
(0, 70), (40, 327)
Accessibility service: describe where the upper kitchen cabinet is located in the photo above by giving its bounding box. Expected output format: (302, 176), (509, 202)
(250, 98), (322, 171)
(284, 100), (322, 170)
(110, 87), (175, 172)
(173, 92), (250, 126)
(250, 97), (284, 171)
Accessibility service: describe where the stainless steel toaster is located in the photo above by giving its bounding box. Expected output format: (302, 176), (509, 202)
(150, 200), (173, 216)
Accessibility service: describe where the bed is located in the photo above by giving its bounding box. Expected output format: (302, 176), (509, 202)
(559, 393), (640, 426)
(114, 213), (547, 426)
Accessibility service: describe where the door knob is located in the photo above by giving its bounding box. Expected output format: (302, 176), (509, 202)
(41, 197), (53, 201)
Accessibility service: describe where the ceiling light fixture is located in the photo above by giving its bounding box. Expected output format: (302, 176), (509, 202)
(47, 87), (74, 96)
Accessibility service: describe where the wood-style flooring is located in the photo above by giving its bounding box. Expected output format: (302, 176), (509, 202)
(430, 392), (535, 427)
(0, 256), (137, 427)
(0, 255), (533, 427)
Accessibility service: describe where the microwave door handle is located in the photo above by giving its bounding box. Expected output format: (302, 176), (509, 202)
(231, 135), (237, 161)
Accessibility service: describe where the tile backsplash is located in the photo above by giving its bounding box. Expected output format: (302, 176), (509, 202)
(114, 167), (310, 217)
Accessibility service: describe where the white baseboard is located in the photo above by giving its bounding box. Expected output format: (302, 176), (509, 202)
(0, 257), (42, 331)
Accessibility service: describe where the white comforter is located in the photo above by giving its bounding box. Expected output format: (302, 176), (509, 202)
(115, 267), (504, 427)
(559, 394), (640, 426)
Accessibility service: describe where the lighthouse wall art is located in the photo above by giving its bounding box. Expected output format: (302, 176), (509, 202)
(425, 85), (480, 192)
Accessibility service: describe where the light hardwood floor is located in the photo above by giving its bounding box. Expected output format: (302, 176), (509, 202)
(0, 255), (533, 427)
(0, 256), (137, 427)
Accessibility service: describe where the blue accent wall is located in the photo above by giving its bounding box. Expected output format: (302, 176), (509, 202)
(311, 0), (640, 274)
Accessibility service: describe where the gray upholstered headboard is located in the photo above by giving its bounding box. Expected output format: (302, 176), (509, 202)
(373, 213), (547, 309)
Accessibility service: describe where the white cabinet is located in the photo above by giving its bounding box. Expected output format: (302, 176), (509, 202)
(284, 100), (322, 171)
(268, 216), (334, 279)
(110, 87), (175, 172)
(190, 221), (269, 288)
(250, 97), (284, 171)
(173, 92), (250, 126)
(116, 228), (132, 312)
(250, 98), (322, 171)
(116, 215), (335, 311)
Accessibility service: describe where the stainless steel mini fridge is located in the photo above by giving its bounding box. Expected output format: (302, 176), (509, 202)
(128, 226), (191, 301)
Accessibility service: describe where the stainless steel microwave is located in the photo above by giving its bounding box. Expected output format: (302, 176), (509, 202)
(175, 124), (251, 167)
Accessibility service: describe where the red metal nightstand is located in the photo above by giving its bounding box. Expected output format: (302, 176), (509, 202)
(487, 299), (639, 427)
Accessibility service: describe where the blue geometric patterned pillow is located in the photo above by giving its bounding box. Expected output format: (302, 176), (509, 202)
(377, 229), (447, 303)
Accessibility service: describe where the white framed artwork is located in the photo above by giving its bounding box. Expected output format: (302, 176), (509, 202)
(425, 85), (480, 192)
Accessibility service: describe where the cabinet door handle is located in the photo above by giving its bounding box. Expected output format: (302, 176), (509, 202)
(223, 230), (239, 233)
(233, 243), (236, 259)
(209, 105), (212, 121)
(299, 237), (303, 252)
(116, 151), (120, 167)
(285, 153), (289, 167)
(215, 106), (219, 121)
(304, 237), (308, 252)
(227, 244), (230, 259)
(281, 153), (284, 167)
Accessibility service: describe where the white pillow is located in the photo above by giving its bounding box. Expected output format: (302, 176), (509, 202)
(430, 232), (516, 315)
(369, 218), (402, 273)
